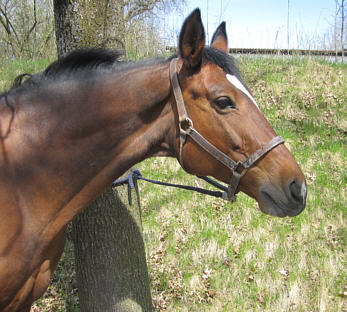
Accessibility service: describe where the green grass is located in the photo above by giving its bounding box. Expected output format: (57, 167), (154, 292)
(1, 56), (346, 312)
(0, 58), (53, 91)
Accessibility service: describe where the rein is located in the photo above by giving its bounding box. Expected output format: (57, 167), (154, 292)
(169, 58), (284, 202)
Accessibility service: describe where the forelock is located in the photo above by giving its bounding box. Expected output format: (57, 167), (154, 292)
(203, 47), (242, 79)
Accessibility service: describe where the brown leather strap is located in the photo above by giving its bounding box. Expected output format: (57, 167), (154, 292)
(227, 171), (242, 202)
(170, 58), (192, 165)
(187, 127), (239, 171)
(242, 136), (284, 169)
(170, 58), (189, 120)
(226, 136), (284, 201)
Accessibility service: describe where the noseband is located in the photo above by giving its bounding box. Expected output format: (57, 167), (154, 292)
(169, 58), (284, 202)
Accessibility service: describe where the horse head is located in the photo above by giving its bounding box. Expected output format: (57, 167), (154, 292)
(171, 9), (307, 217)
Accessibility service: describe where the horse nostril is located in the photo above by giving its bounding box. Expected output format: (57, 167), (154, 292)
(289, 180), (306, 205)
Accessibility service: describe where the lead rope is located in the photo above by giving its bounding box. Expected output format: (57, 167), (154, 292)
(113, 168), (229, 205)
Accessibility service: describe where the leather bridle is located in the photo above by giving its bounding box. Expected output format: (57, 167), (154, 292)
(169, 58), (285, 202)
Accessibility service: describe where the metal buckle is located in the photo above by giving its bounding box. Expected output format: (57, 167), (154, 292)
(222, 191), (237, 202)
(234, 161), (244, 174)
(179, 117), (193, 133)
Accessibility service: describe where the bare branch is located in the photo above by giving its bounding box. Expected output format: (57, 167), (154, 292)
(0, 4), (20, 43)
(0, 12), (10, 34)
(27, 0), (38, 38)
(125, 0), (161, 22)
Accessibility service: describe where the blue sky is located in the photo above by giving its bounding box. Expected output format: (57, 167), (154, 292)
(167, 0), (337, 49)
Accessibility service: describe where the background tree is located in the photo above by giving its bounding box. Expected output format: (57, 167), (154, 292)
(332, 0), (346, 61)
(0, 0), (182, 59)
(338, 0), (346, 62)
(0, 0), (55, 58)
(54, 0), (182, 57)
(71, 179), (152, 311)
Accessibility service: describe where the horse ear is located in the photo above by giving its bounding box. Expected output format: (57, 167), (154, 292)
(178, 9), (205, 68)
(211, 22), (228, 53)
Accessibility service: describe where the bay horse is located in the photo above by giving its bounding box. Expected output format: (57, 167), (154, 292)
(0, 9), (306, 311)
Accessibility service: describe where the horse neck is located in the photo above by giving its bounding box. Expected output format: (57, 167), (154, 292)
(53, 61), (176, 216)
(104, 61), (176, 167)
(3, 61), (176, 244)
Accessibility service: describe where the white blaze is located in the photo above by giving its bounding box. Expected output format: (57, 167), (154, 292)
(226, 74), (260, 109)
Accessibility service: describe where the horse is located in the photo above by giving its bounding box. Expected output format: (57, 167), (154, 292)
(0, 9), (307, 311)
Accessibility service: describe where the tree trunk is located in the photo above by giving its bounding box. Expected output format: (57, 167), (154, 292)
(53, 1), (152, 310)
(71, 182), (152, 311)
(53, 0), (82, 56)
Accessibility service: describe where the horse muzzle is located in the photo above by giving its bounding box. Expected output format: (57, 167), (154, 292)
(258, 180), (307, 217)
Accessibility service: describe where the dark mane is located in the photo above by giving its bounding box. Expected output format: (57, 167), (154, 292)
(0, 49), (123, 98)
(43, 48), (123, 77)
(0, 47), (241, 99)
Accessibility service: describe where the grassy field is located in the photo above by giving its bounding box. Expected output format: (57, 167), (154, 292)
(0, 56), (346, 312)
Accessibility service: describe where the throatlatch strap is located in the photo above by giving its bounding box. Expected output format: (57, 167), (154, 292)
(170, 58), (189, 120)
(170, 58), (190, 166)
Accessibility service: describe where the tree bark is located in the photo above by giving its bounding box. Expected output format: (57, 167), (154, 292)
(53, 0), (82, 56)
(53, 1), (152, 310)
(71, 182), (152, 312)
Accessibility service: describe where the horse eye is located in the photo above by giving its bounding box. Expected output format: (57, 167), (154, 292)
(214, 96), (236, 110)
